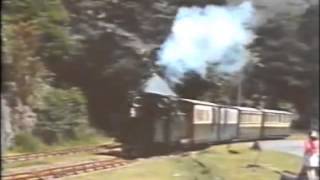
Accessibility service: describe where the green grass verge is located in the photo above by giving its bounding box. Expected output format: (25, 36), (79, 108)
(65, 144), (302, 180)
(6, 135), (114, 155)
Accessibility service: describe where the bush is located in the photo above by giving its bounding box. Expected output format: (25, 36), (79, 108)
(34, 87), (88, 144)
(68, 125), (108, 142)
(13, 133), (45, 153)
(48, 125), (113, 148)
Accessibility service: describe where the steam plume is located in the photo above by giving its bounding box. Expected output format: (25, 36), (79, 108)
(156, 1), (256, 82)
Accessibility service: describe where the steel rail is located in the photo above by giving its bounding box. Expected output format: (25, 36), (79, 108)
(2, 144), (121, 163)
(2, 157), (134, 180)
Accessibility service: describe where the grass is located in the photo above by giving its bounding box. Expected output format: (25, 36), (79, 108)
(65, 144), (302, 180)
(46, 135), (115, 150)
(6, 135), (115, 155)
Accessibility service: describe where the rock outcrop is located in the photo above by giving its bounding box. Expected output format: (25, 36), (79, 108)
(1, 97), (13, 153)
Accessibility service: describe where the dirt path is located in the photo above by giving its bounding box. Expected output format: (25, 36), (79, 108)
(257, 140), (304, 157)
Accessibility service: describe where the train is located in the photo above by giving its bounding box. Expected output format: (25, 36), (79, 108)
(121, 74), (294, 157)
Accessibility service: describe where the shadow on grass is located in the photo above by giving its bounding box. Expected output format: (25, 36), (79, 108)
(246, 163), (300, 180)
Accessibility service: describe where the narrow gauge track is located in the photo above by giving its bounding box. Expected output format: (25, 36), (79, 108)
(2, 158), (135, 180)
(2, 137), (283, 163)
(2, 144), (121, 163)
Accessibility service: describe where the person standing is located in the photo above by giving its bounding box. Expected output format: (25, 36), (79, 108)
(298, 130), (319, 180)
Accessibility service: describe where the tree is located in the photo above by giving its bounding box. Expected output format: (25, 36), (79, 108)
(175, 71), (212, 99)
(244, 4), (319, 129)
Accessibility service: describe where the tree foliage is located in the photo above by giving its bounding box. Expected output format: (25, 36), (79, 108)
(174, 65), (236, 104)
(3, 0), (75, 60)
(2, 0), (75, 106)
(34, 87), (88, 144)
(244, 4), (319, 128)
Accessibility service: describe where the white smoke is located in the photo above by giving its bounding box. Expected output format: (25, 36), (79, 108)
(156, 1), (256, 82)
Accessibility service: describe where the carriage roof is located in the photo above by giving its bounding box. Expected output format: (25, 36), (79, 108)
(180, 98), (220, 106)
(233, 106), (262, 113)
(261, 109), (293, 114)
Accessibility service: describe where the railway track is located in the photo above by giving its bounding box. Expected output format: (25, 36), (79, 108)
(2, 144), (121, 163)
(2, 137), (283, 163)
(2, 158), (135, 180)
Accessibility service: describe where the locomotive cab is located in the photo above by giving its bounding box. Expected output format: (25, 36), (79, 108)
(124, 91), (175, 157)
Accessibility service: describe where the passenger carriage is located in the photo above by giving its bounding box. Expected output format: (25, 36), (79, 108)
(235, 106), (263, 140)
(261, 109), (293, 139)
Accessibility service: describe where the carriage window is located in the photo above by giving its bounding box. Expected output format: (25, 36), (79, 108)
(241, 112), (262, 123)
(279, 114), (284, 122)
(265, 114), (271, 122)
(277, 114), (281, 122)
(193, 105), (213, 124)
(265, 113), (276, 122)
(281, 114), (291, 123)
(226, 109), (238, 124)
(246, 114), (252, 123)
(241, 113), (252, 123)
(252, 114), (261, 123)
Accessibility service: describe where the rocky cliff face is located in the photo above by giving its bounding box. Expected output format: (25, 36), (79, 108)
(1, 89), (37, 152)
(1, 98), (13, 152)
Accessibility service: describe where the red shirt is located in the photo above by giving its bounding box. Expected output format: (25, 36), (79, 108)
(304, 139), (319, 156)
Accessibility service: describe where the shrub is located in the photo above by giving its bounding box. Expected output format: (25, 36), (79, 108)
(13, 132), (45, 153)
(50, 125), (113, 147)
(34, 87), (88, 144)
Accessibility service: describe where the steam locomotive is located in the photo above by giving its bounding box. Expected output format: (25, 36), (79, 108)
(122, 74), (294, 156)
